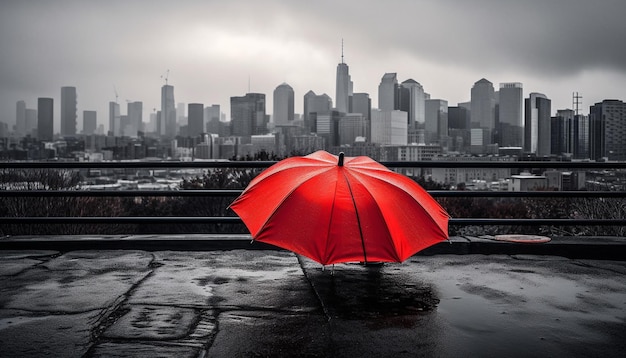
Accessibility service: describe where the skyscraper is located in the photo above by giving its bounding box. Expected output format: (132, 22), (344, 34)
(16, 100), (26, 137)
(498, 82), (523, 147)
(109, 101), (120, 136)
(589, 99), (626, 161)
(60, 86), (77, 136)
(204, 105), (221, 134)
(370, 109), (407, 146)
(351, 93), (371, 141)
(470, 79), (496, 144)
(524, 93), (551, 156)
(425, 99), (449, 145)
(161, 85), (176, 138)
(273, 83), (294, 126)
(399, 79), (426, 144)
(378, 73), (399, 111)
(25, 108), (37, 137)
(335, 46), (352, 113)
(188, 103), (204, 136)
(231, 93), (267, 137)
(303, 91), (332, 133)
(37, 98), (54, 141)
(127, 101), (142, 136)
(83, 110), (97, 135)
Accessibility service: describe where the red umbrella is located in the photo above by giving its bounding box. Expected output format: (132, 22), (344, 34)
(230, 150), (449, 265)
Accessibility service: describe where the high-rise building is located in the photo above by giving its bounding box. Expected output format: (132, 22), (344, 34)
(16, 100), (26, 136)
(109, 102), (120, 136)
(37, 98), (54, 141)
(25, 108), (37, 137)
(498, 82), (523, 147)
(448, 106), (471, 152)
(204, 105), (221, 134)
(188, 103), (204, 136)
(273, 83), (294, 126)
(338, 113), (367, 145)
(524, 93), (551, 156)
(231, 93), (267, 137)
(589, 99), (626, 161)
(335, 50), (352, 113)
(470, 79), (496, 143)
(303, 91), (332, 133)
(378, 73), (399, 111)
(83, 110), (97, 135)
(370, 109), (407, 146)
(127, 101), (142, 136)
(399, 79), (426, 144)
(161, 85), (176, 138)
(60, 86), (77, 136)
(425, 99), (449, 146)
(351, 93), (371, 141)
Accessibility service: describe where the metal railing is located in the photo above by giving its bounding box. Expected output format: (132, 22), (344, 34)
(1, 160), (625, 230)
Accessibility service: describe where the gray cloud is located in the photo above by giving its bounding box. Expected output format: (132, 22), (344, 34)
(1, 0), (625, 129)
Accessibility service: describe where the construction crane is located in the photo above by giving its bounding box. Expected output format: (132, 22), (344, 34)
(161, 69), (170, 85)
(113, 85), (119, 104)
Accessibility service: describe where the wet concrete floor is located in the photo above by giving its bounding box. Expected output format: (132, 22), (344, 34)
(0, 249), (624, 357)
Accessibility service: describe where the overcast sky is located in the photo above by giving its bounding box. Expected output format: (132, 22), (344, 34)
(1, 0), (625, 132)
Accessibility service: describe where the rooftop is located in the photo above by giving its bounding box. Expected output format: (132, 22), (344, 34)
(1, 234), (625, 357)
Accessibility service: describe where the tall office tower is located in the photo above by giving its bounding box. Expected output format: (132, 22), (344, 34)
(303, 91), (332, 132)
(338, 113), (367, 145)
(335, 46), (352, 113)
(83, 110), (97, 135)
(378, 73), (399, 111)
(109, 101), (121, 136)
(127, 101), (142, 136)
(524, 93), (551, 156)
(573, 114), (589, 159)
(551, 109), (573, 156)
(177, 102), (186, 123)
(425, 99), (449, 145)
(60, 86), (77, 136)
(352, 93), (371, 141)
(448, 106), (471, 152)
(204, 104), (221, 133)
(470, 79), (496, 143)
(37, 98), (54, 141)
(370, 109), (408, 146)
(161, 85), (176, 138)
(16, 100), (26, 136)
(25, 109), (37, 137)
(231, 93), (267, 137)
(188, 103), (204, 136)
(589, 99), (626, 161)
(273, 83), (295, 126)
(498, 83), (523, 147)
(399, 79), (426, 144)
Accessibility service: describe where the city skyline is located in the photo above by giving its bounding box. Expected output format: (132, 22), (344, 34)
(1, 0), (626, 132)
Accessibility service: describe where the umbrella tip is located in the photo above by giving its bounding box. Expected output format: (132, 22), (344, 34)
(338, 152), (345, 166)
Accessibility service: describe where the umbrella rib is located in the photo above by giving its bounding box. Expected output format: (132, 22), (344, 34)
(341, 171), (368, 264)
(349, 168), (449, 239)
(343, 171), (401, 262)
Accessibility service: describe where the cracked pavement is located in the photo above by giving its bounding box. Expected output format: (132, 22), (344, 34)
(0, 248), (625, 357)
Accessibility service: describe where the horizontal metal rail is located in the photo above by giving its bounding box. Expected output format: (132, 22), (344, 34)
(2, 189), (626, 198)
(2, 160), (626, 169)
(0, 217), (623, 226)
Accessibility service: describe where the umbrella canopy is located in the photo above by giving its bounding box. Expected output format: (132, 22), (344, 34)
(230, 150), (449, 265)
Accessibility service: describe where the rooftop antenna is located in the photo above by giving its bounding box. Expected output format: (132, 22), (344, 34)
(248, 74), (251, 93)
(341, 38), (344, 64)
(113, 85), (119, 104)
(161, 69), (170, 85)
(573, 92), (582, 116)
